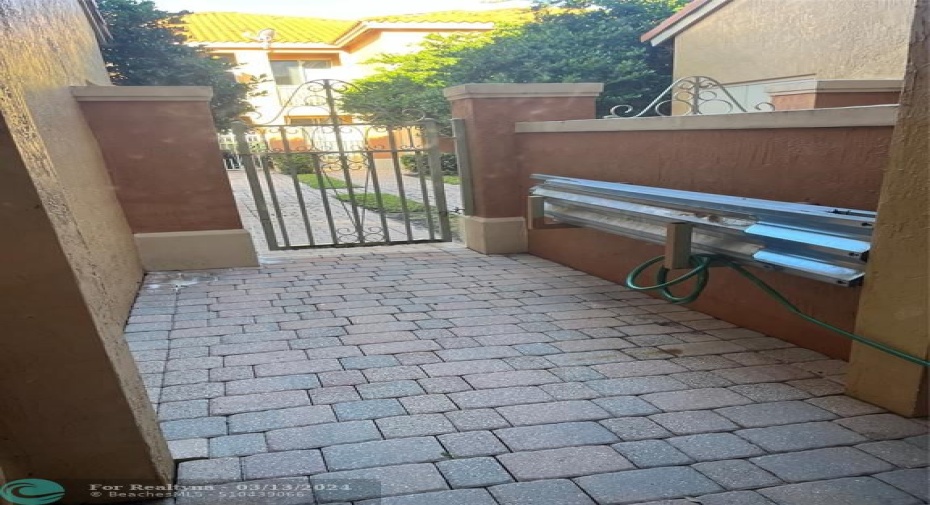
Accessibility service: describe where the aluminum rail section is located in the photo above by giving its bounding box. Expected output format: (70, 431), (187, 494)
(529, 175), (875, 286)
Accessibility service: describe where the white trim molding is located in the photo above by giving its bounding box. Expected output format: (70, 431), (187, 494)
(333, 21), (496, 47)
(643, 0), (731, 46)
(444, 83), (604, 101)
(766, 79), (904, 96)
(192, 42), (339, 50)
(515, 105), (898, 133)
(72, 86), (214, 102)
(365, 22), (495, 30)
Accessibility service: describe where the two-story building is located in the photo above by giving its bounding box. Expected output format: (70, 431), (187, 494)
(640, 0), (912, 113)
(183, 9), (530, 124)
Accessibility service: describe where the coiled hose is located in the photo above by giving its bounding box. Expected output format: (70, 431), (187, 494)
(625, 253), (930, 368)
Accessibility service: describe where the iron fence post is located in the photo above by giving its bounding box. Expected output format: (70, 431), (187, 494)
(424, 118), (453, 241)
(232, 121), (279, 250)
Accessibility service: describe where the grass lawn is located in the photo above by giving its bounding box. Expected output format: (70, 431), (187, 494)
(335, 192), (426, 214)
(296, 174), (355, 190)
(404, 173), (461, 185)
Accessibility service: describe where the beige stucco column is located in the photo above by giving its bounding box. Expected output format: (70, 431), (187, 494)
(846, 1), (928, 417)
(444, 83), (603, 254)
(0, 0), (176, 500)
(74, 86), (259, 270)
(0, 103), (173, 504)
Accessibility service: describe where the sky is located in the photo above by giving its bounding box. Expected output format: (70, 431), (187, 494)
(153, 0), (532, 18)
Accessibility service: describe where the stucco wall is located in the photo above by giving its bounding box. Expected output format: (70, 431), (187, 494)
(345, 30), (465, 78)
(673, 0), (912, 84)
(79, 98), (244, 234)
(0, 0), (170, 488)
(0, 0), (142, 336)
(848, 4), (929, 417)
(515, 124), (894, 359)
(227, 49), (352, 122)
(229, 49), (284, 122)
(450, 94), (600, 218)
(772, 91), (903, 111)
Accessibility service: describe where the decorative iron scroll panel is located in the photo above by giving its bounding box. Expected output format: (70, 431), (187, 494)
(227, 79), (454, 250)
(605, 76), (775, 118)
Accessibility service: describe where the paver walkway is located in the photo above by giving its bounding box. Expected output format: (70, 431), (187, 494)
(128, 243), (928, 505)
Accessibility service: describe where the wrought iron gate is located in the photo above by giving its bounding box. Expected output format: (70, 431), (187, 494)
(226, 79), (455, 250)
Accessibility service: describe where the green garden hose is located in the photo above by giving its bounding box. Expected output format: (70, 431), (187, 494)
(625, 253), (930, 368)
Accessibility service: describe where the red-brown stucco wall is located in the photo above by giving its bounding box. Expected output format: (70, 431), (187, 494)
(80, 100), (243, 233)
(452, 96), (598, 218)
(815, 92), (901, 109)
(516, 126), (894, 359)
(773, 92), (900, 111)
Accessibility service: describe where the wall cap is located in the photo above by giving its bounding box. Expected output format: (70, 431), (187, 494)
(72, 86), (214, 102)
(444, 83), (604, 100)
(766, 79), (904, 96)
(515, 105), (898, 133)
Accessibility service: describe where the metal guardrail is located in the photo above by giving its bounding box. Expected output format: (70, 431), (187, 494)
(529, 175), (875, 286)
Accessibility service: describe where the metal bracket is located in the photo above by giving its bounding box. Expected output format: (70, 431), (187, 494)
(664, 222), (694, 270)
(527, 195), (580, 230)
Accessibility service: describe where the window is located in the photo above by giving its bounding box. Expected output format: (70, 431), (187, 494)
(270, 60), (333, 85)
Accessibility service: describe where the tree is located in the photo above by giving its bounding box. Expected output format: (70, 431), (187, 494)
(97, 0), (254, 131)
(340, 34), (493, 124)
(340, 0), (686, 121)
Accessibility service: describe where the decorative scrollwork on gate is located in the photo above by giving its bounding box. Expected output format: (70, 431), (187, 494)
(605, 75), (775, 118)
(247, 79), (352, 125)
(248, 78), (433, 126)
(228, 79), (454, 250)
(336, 226), (385, 244)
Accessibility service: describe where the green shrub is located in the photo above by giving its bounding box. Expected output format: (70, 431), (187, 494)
(266, 153), (316, 174)
(335, 192), (426, 214)
(296, 174), (355, 189)
(400, 153), (458, 176)
(399, 154), (418, 173)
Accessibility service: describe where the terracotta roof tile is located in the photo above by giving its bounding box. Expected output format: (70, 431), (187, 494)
(182, 12), (357, 44)
(181, 9), (532, 44)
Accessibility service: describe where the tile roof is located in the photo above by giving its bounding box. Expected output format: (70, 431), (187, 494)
(181, 9), (532, 44)
(182, 12), (358, 44)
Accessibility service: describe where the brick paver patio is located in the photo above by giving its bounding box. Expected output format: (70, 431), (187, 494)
(128, 243), (928, 505)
